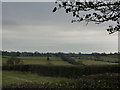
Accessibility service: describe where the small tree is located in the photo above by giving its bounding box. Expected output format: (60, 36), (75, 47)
(47, 56), (50, 61)
(6, 56), (23, 65)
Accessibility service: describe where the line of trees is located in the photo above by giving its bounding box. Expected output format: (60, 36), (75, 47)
(3, 64), (120, 78)
(1, 50), (119, 57)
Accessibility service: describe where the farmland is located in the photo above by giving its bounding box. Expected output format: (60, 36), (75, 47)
(2, 55), (119, 66)
(3, 71), (71, 85)
(2, 70), (120, 88)
(2, 53), (120, 88)
(2, 56), (72, 66)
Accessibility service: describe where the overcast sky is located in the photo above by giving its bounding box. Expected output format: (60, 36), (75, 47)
(2, 2), (118, 53)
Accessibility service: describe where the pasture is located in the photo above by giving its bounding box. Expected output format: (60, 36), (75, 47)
(2, 55), (119, 66)
(2, 71), (120, 88)
(2, 56), (72, 66)
(3, 71), (71, 85)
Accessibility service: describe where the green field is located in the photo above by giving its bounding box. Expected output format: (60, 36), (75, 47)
(2, 56), (72, 66)
(2, 71), (120, 88)
(73, 55), (119, 65)
(3, 71), (71, 85)
(2, 55), (119, 66)
(74, 55), (119, 62)
(79, 60), (117, 65)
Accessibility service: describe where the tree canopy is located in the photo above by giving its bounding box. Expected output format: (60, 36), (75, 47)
(53, 0), (120, 34)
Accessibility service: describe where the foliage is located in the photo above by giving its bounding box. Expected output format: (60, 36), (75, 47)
(47, 56), (50, 61)
(6, 56), (23, 65)
(2, 64), (120, 78)
(53, 0), (120, 34)
(60, 55), (81, 65)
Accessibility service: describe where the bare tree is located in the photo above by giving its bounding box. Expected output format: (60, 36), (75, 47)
(53, 0), (120, 34)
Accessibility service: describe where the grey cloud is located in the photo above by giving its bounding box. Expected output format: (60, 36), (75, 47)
(2, 2), (118, 53)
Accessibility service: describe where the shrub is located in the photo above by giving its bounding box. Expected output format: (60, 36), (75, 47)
(6, 56), (24, 65)
(61, 55), (80, 65)
(2, 65), (120, 78)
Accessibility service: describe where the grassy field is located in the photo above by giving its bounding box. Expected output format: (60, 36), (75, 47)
(78, 60), (117, 65)
(100, 56), (119, 62)
(73, 57), (118, 65)
(2, 71), (120, 88)
(75, 55), (119, 62)
(2, 56), (72, 66)
(2, 71), (71, 85)
(2, 55), (119, 66)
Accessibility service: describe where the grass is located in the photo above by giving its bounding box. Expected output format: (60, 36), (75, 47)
(2, 56), (72, 66)
(2, 55), (119, 66)
(0, 71), (2, 85)
(79, 60), (118, 65)
(73, 55), (119, 65)
(2, 71), (120, 88)
(2, 71), (71, 85)
(100, 56), (119, 62)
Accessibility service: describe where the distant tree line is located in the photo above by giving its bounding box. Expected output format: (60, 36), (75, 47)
(1, 50), (119, 57)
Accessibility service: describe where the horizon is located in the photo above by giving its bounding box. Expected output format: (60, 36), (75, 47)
(1, 50), (119, 54)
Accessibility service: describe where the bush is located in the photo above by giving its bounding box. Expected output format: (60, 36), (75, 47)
(6, 56), (24, 65)
(61, 55), (80, 65)
(2, 65), (120, 78)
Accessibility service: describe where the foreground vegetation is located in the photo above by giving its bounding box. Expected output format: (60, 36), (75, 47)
(2, 71), (120, 88)
(3, 71), (71, 85)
